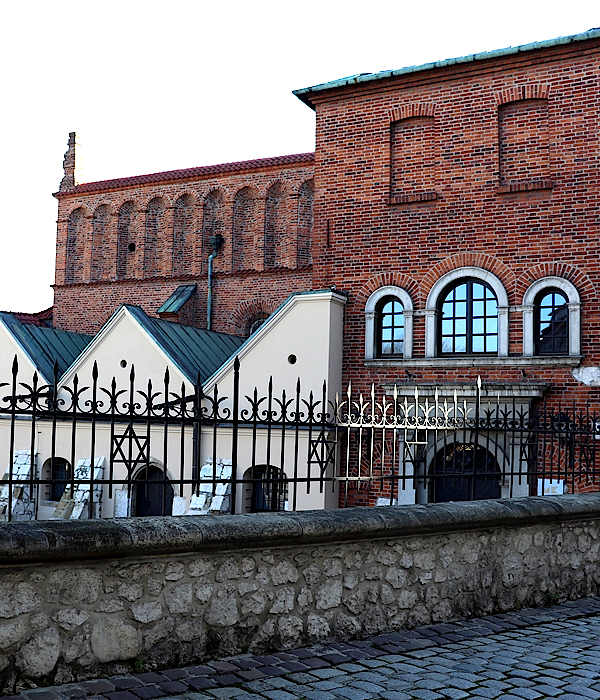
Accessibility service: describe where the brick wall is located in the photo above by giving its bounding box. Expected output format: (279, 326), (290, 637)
(309, 40), (600, 401)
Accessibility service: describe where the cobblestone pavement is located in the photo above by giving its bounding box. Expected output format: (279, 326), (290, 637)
(9, 597), (600, 700)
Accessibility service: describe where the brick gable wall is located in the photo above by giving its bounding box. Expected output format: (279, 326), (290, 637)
(54, 162), (314, 335)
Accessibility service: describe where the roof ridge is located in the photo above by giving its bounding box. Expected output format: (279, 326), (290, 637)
(56, 152), (315, 197)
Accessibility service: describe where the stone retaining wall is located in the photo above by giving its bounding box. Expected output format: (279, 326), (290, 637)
(2, 495), (600, 691)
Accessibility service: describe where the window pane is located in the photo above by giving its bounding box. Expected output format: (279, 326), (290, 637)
(455, 336), (467, 353)
(442, 319), (453, 335)
(472, 301), (484, 317)
(454, 284), (467, 300)
(455, 319), (466, 334)
(472, 335), (484, 353)
(455, 302), (467, 317)
(487, 335), (498, 352)
(381, 341), (392, 354)
(486, 317), (498, 334)
(472, 283), (485, 300)
(393, 327), (404, 341)
(486, 299), (498, 315)
(442, 302), (453, 318)
(441, 337), (453, 353)
(382, 327), (392, 341)
(473, 318), (484, 334)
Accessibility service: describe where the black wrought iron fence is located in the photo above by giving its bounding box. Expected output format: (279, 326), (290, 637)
(0, 356), (598, 522)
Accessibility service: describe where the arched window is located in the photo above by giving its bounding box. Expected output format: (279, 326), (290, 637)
(116, 201), (135, 280)
(534, 289), (568, 355)
(265, 182), (285, 269)
(438, 279), (498, 355)
(425, 267), (509, 358)
(297, 180), (313, 266)
(232, 187), (257, 271)
(247, 313), (268, 337)
(243, 465), (288, 513)
(65, 207), (85, 283)
(202, 190), (224, 269)
(42, 457), (71, 502)
(144, 197), (165, 276)
(91, 204), (110, 281)
(173, 194), (194, 276)
(376, 296), (405, 357)
(522, 277), (580, 357)
(364, 286), (413, 360)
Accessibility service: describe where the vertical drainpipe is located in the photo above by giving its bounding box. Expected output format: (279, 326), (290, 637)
(207, 234), (224, 331)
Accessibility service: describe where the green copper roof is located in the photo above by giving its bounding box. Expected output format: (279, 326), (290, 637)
(157, 284), (197, 314)
(0, 313), (93, 382)
(293, 28), (600, 107)
(125, 306), (245, 383)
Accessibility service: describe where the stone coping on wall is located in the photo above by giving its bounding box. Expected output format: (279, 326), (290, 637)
(1, 493), (600, 565)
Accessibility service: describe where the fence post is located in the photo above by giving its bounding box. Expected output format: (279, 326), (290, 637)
(230, 357), (240, 514)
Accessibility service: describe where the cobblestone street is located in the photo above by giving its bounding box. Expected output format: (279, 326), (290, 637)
(8, 597), (600, 700)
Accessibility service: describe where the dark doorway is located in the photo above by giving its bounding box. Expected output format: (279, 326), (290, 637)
(47, 458), (70, 502)
(133, 465), (174, 516)
(429, 443), (502, 503)
(245, 465), (288, 512)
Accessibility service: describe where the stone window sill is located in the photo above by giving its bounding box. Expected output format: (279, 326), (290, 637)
(498, 179), (554, 194)
(365, 355), (582, 368)
(389, 191), (437, 204)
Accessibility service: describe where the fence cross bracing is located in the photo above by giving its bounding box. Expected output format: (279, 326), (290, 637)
(0, 356), (598, 521)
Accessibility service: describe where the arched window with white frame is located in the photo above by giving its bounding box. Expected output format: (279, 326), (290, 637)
(425, 267), (509, 358)
(522, 277), (580, 357)
(365, 286), (413, 360)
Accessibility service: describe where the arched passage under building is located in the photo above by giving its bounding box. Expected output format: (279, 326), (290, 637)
(428, 443), (502, 503)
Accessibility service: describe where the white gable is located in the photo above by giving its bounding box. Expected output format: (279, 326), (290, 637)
(205, 291), (345, 409)
(59, 308), (190, 396)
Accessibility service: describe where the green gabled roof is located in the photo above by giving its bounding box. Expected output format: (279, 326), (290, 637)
(157, 284), (197, 314)
(293, 28), (600, 107)
(0, 313), (93, 382)
(125, 306), (245, 383)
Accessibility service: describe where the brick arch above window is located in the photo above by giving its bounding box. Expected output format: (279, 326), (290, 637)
(515, 262), (596, 303)
(495, 84), (550, 106)
(230, 297), (276, 337)
(421, 253), (516, 304)
(357, 272), (420, 307)
(388, 102), (436, 122)
(172, 193), (196, 276)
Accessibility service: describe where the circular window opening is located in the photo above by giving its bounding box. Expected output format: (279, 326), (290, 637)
(287, 354), (297, 365)
(128, 243), (136, 253)
(120, 360), (127, 368)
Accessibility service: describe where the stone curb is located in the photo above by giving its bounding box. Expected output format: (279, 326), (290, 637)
(10, 595), (600, 699)
(1, 494), (600, 565)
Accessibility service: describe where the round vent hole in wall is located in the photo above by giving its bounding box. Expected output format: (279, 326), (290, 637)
(120, 360), (127, 368)
(288, 354), (297, 365)
(128, 243), (136, 253)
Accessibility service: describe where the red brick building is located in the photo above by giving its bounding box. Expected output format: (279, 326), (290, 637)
(51, 28), (600, 503)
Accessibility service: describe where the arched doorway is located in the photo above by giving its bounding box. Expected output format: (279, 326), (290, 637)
(429, 443), (501, 503)
(43, 458), (71, 502)
(243, 465), (288, 513)
(133, 465), (174, 516)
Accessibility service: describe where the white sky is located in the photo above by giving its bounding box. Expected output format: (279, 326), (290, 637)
(0, 0), (597, 312)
